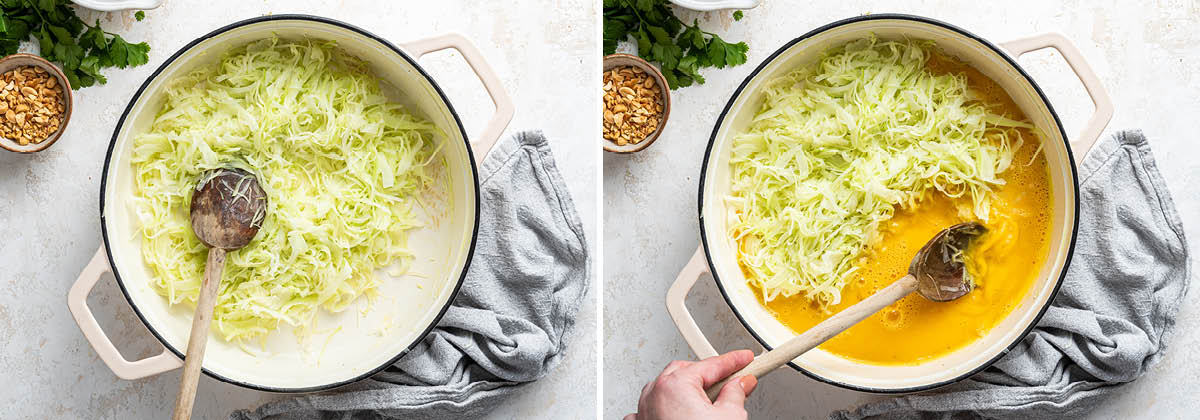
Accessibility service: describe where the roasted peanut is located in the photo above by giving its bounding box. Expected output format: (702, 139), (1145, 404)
(602, 65), (664, 147)
(0, 66), (64, 145)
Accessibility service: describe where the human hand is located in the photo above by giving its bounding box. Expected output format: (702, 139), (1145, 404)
(623, 350), (758, 420)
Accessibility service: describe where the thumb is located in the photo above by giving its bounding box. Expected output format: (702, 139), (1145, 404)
(713, 375), (754, 408)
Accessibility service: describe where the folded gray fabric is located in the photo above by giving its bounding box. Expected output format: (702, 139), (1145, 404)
(231, 131), (590, 420)
(831, 130), (1191, 420)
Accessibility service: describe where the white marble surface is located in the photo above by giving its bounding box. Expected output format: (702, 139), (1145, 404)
(0, 1), (597, 418)
(604, 1), (1199, 418)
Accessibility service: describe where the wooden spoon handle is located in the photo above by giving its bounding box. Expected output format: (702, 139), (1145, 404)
(173, 247), (226, 420)
(705, 274), (918, 400)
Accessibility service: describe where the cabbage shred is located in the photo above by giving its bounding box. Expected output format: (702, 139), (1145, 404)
(728, 37), (1031, 305)
(132, 38), (442, 342)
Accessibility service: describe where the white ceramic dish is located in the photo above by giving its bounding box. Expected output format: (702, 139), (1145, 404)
(71, 0), (163, 11)
(668, 0), (760, 11)
(67, 15), (514, 392)
(667, 14), (1112, 393)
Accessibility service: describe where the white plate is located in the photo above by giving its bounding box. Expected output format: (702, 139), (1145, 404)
(71, 0), (163, 11)
(668, 0), (760, 11)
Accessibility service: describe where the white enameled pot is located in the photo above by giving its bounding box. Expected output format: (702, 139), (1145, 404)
(67, 15), (514, 392)
(667, 14), (1112, 393)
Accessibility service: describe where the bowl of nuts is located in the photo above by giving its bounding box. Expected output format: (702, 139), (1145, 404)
(603, 54), (669, 153)
(0, 54), (71, 153)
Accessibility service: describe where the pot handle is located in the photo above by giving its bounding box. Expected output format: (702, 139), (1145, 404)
(402, 33), (515, 166)
(666, 245), (719, 359)
(1001, 33), (1113, 165)
(67, 247), (182, 380)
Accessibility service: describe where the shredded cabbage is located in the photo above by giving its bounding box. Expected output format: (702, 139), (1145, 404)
(728, 37), (1031, 305)
(132, 38), (442, 342)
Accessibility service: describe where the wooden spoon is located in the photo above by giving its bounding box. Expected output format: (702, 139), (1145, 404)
(705, 222), (987, 400)
(173, 168), (267, 420)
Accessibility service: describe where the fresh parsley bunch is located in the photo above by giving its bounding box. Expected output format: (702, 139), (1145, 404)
(0, 0), (150, 89)
(603, 0), (748, 89)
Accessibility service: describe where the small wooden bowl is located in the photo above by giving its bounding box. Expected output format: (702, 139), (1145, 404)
(603, 54), (671, 153)
(0, 54), (72, 153)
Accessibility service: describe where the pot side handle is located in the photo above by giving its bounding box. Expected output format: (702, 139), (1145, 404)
(67, 247), (182, 380)
(402, 33), (515, 167)
(665, 245), (719, 359)
(1001, 33), (1113, 166)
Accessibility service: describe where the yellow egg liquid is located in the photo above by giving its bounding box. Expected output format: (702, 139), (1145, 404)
(748, 53), (1054, 365)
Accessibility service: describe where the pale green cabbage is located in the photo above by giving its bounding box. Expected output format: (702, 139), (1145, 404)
(728, 37), (1032, 305)
(132, 38), (442, 342)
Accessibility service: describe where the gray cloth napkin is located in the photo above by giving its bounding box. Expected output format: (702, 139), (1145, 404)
(832, 130), (1191, 420)
(231, 131), (590, 420)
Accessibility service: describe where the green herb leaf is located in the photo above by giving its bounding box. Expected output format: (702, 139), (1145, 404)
(733, 10), (744, 21)
(0, 0), (150, 89)
(706, 34), (728, 68)
(36, 27), (52, 53)
(603, 19), (627, 41)
(723, 40), (749, 67)
(135, 11), (145, 21)
(78, 21), (107, 52)
(635, 27), (652, 55)
(602, 0), (749, 89)
(106, 34), (149, 68)
(47, 25), (70, 43)
(676, 23), (705, 50)
(4, 18), (32, 41)
(646, 25), (672, 44)
(33, 0), (55, 13)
